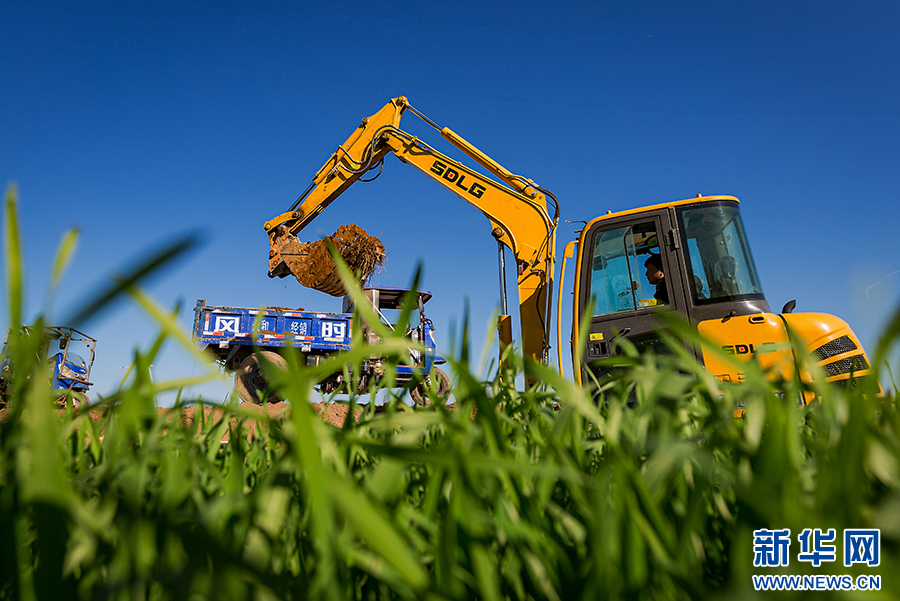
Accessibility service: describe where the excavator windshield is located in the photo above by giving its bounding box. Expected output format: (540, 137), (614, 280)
(676, 202), (764, 304)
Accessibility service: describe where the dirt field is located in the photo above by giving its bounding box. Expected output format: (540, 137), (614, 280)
(1, 400), (457, 438)
(157, 400), (366, 429)
(0, 401), (383, 430)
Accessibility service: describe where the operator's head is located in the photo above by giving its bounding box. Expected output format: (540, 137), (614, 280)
(644, 254), (664, 285)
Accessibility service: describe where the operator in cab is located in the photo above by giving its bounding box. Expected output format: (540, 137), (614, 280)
(644, 254), (668, 305)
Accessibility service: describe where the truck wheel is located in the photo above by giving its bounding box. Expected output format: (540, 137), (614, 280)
(67, 392), (88, 408)
(235, 351), (287, 404)
(410, 368), (451, 407)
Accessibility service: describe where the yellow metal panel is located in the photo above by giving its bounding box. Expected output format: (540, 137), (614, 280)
(782, 312), (874, 385)
(697, 313), (793, 385)
(782, 312), (860, 353)
(698, 311), (875, 388)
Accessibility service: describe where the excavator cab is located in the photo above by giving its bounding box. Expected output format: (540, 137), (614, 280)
(573, 195), (873, 392)
(575, 196), (772, 381)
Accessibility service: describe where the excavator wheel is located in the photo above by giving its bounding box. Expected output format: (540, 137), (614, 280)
(410, 367), (451, 407)
(235, 351), (288, 404)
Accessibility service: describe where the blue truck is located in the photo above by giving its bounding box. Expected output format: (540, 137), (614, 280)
(192, 286), (449, 405)
(0, 326), (96, 407)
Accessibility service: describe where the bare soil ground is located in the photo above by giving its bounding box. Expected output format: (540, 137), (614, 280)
(1, 401), (456, 438)
(2, 400), (397, 433)
(156, 401), (365, 429)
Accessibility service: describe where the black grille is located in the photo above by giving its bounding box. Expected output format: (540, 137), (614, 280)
(823, 354), (869, 377)
(813, 336), (858, 361)
(831, 376), (866, 390)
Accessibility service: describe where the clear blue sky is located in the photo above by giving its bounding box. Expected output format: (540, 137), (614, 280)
(3, 1), (899, 403)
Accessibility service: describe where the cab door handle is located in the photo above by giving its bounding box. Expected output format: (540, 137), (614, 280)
(611, 327), (632, 341)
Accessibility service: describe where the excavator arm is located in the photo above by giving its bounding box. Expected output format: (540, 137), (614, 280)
(264, 96), (559, 363)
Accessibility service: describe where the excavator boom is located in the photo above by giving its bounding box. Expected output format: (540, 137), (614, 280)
(265, 97), (559, 363)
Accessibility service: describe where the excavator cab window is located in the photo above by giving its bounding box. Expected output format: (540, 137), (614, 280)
(589, 221), (664, 317)
(677, 203), (764, 304)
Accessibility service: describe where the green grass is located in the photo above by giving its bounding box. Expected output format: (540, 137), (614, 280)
(2, 184), (900, 600)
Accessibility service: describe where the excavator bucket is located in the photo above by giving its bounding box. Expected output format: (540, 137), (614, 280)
(280, 224), (386, 297)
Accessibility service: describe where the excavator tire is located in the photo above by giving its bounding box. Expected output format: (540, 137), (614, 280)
(235, 351), (287, 404)
(410, 367), (451, 407)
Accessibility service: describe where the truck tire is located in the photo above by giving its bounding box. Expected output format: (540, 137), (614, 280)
(57, 392), (88, 408)
(235, 351), (287, 404)
(410, 367), (451, 407)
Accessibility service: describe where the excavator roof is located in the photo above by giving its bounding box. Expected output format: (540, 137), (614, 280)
(589, 195), (740, 226)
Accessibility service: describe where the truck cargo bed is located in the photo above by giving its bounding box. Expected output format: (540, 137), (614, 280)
(193, 300), (352, 369)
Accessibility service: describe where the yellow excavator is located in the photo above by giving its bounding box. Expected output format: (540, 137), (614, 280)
(265, 97), (874, 392)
